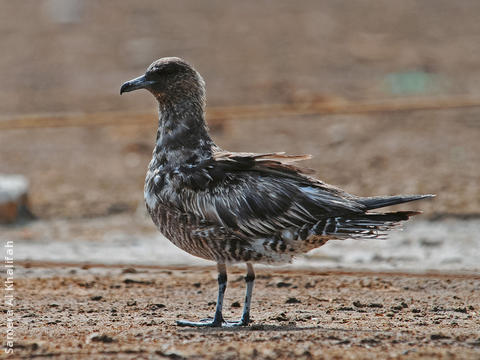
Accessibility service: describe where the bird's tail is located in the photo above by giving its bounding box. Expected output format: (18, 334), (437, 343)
(286, 211), (419, 256)
(324, 194), (435, 240)
(337, 211), (420, 238)
(276, 194), (435, 253)
(358, 194), (435, 210)
(305, 210), (420, 241)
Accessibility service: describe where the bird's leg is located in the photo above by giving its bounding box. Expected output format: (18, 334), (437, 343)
(212, 263), (227, 324)
(239, 262), (255, 325)
(177, 263), (227, 327)
(218, 262), (255, 327)
(176, 263), (255, 327)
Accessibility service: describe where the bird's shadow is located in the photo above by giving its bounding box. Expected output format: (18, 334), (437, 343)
(177, 323), (385, 334)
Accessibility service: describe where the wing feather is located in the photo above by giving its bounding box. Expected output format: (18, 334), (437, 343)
(174, 150), (366, 237)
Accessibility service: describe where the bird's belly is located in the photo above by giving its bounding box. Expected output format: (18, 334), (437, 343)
(146, 203), (297, 264)
(147, 200), (254, 263)
(144, 192), (330, 265)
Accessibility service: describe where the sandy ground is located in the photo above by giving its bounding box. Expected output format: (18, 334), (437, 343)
(7, 265), (480, 359)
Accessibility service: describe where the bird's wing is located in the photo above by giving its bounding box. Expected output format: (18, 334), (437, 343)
(175, 151), (366, 237)
(213, 150), (316, 175)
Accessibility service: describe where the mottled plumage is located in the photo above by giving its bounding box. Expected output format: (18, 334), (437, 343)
(120, 57), (434, 327)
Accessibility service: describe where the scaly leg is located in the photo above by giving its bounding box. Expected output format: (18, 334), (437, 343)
(238, 262), (255, 326)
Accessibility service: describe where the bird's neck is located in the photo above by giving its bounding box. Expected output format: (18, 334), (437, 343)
(151, 99), (215, 168)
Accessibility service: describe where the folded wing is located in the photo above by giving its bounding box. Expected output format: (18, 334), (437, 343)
(175, 150), (366, 237)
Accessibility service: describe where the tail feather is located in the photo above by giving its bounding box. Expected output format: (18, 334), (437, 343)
(359, 194), (435, 210)
(309, 211), (421, 240)
(290, 195), (434, 248)
(357, 211), (421, 222)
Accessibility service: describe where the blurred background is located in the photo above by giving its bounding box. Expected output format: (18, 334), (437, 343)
(1, 0), (479, 272)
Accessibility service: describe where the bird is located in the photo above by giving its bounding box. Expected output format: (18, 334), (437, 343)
(120, 57), (434, 327)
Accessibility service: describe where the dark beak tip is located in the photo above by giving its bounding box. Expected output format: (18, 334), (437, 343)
(119, 74), (149, 96)
(120, 82), (130, 95)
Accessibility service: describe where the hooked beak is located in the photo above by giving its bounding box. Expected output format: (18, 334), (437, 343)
(120, 74), (155, 95)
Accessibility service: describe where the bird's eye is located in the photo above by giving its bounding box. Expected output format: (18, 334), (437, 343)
(146, 65), (179, 80)
(146, 70), (161, 80)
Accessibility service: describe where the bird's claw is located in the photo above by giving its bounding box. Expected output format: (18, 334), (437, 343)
(177, 318), (249, 328)
(177, 317), (222, 327)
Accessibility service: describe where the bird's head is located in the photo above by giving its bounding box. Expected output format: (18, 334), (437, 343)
(120, 57), (205, 106)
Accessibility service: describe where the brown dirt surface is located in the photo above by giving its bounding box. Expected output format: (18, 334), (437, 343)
(9, 265), (480, 359)
(3, 1), (480, 115)
(1, 109), (478, 219)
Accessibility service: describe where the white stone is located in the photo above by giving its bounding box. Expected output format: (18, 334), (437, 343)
(0, 174), (30, 223)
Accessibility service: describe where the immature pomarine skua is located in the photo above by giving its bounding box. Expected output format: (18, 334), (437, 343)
(120, 57), (434, 327)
